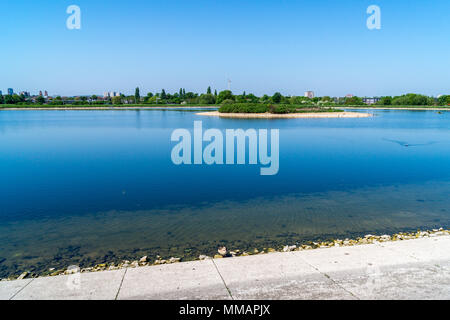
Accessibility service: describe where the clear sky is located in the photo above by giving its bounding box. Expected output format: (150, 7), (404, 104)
(1, 0), (450, 97)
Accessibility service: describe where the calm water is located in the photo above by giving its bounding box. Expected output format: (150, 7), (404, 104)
(1, 109), (449, 277)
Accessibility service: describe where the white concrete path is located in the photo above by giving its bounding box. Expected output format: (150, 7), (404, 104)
(1, 235), (449, 300)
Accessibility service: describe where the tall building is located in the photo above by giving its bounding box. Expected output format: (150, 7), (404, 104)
(19, 91), (30, 97)
(39, 91), (43, 96)
(44, 91), (48, 97)
(0, 90), (2, 96)
(7, 88), (14, 95)
(304, 91), (314, 99)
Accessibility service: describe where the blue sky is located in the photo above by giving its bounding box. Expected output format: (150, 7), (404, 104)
(1, 0), (450, 97)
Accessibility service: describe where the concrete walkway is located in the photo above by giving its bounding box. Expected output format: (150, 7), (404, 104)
(1, 235), (449, 300)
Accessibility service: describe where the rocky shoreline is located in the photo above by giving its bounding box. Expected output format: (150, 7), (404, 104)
(2, 228), (448, 282)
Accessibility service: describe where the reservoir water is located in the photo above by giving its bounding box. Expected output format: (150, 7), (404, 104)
(0, 108), (449, 277)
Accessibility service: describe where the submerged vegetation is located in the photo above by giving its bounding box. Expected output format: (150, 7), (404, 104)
(2, 228), (448, 280)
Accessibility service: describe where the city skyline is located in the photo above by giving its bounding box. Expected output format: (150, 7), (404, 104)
(2, 0), (450, 96)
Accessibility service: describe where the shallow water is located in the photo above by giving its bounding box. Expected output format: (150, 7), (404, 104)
(0, 109), (449, 277)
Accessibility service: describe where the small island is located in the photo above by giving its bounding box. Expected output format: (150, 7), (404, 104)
(197, 103), (372, 118)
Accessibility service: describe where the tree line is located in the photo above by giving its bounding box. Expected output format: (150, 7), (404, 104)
(1, 88), (449, 106)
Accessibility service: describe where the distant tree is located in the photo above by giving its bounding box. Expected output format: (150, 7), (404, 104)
(260, 94), (270, 103)
(214, 90), (217, 97)
(135, 87), (140, 103)
(112, 96), (122, 105)
(235, 94), (247, 103)
(161, 89), (167, 100)
(344, 96), (364, 105)
(36, 96), (46, 104)
(199, 93), (216, 104)
(4, 95), (14, 104)
(392, 94), (433, 106)
(216, 90), (234, 104)
(184, 92), (197, 99)
(0, 93), (4, 104)
(272, 92), (282, 103)
(207, 86), (212, 94)
(438, 95), (450, 106)
(290, 96), (313, 105)
(221, 99), (234, 105)
(246, 93), (259, 103)
(377, 96), (392, 105)
(179, 88), (183, 97)
(91, 95), (98, 101)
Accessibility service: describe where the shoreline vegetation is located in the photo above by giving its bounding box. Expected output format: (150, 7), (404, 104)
(203, 103), (370, 118)
(1, 104), (449, 111)
(197, 111), (372, 118)
(1, 89), (450, 110)
(2, 228), (448, 281)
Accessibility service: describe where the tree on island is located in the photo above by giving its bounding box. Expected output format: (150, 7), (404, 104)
(207, 86), (212, 94)
(161, 89), (167, 100)
(216, 90), (234, 104)
(135, 87), (140, 103)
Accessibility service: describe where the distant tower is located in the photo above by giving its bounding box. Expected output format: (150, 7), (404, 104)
(39, 90), (43, 96)
(44, 91), (48, 97)
(227, 79), (232, 91)
(7, 88), (13, 95)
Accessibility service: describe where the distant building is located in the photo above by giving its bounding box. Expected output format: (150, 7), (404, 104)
(362, 97), (381, 105)
(304, 91), (315, 99)
(19, 91), (30, 97)
(44, 91), (48, 97)
(39, 91), (43, 96)
(7, 88), (14, 95)
(0, 90), (2, 96)
(345, 94), (354, 98)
